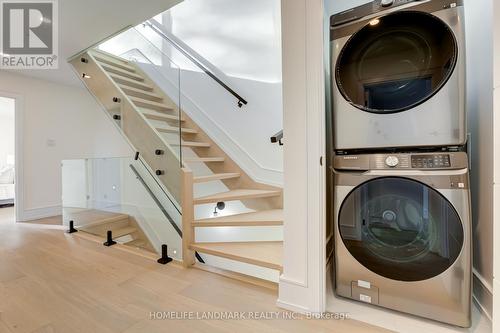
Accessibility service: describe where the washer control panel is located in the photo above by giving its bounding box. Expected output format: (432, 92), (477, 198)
(411, 154), (451, 169)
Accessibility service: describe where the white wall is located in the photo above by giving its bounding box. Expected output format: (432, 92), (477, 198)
(0, 97), (15, 166)
(0, 71), (132, 220)
(152, 0), (284, 185)
(278, 0), (326, 313)
(465, 0), (495, 319)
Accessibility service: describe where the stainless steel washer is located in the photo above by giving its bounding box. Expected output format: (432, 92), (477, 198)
(333, 152), (471, 327)
(331, 0), (466, 150)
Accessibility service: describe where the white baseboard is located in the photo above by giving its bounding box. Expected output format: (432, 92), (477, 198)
(276, 299), (311, 314)
(18, 205), (62, 222)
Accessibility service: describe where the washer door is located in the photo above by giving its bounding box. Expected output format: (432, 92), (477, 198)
(338, 177), (464, 282)
(335, 11), (458, 114)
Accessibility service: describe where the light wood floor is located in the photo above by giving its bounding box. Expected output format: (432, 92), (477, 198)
(0, 207), (392, 333)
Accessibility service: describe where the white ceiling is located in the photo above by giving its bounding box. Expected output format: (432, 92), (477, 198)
(1, 0), (182, 86)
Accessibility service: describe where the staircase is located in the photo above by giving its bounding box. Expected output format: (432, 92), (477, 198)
(65, 209), (156, 253)
(70, 48), (283, 280)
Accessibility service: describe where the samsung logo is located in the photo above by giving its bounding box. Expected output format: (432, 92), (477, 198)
(343, 156), (358, 160)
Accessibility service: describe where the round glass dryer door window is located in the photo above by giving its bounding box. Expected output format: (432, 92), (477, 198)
(338, 177), (464, 282)
(335, 11), (458, 114)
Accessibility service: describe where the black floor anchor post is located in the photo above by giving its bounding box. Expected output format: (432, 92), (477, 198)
(103, 230), (117, 247)
(157, 244), (173, 265)
(66, 220), (78, 234)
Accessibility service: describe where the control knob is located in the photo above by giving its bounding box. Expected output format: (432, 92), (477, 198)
(380, 0), (394, 7)
(385, 156), (399, 168)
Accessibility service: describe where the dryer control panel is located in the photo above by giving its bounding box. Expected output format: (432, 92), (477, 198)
(331, 0), (461, 27)
(334, 152), (468, 171)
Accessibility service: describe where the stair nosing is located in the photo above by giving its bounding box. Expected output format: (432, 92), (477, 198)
(193, 173), (241, 183)
(183, 157), (225, 163)
(171, 141), (210, 148)
(156, 126), (198, 134)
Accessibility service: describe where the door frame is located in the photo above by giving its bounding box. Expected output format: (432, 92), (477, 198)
(0, 90), (24, 221)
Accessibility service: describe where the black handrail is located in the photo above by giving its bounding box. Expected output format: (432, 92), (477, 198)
(145, 20), (248, 108)
(270, 130), (283, 146)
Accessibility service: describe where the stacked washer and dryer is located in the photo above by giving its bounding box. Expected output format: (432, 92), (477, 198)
(330, 0), (471, 327)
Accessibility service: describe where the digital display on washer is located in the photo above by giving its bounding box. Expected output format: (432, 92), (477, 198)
(411, 154), (451, 168)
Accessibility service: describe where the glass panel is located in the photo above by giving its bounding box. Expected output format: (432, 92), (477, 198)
(97, 28), (183, 164)
(339, 177), (464, 282)
(62, 157), (182, 261)
(335, 11), (457, 114)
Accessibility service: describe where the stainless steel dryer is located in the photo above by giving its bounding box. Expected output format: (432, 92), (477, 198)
(333, 152), (471, 327)
(331, 0), (466, 150)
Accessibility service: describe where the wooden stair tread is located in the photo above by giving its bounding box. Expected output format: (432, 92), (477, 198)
(125, 239), (146, 247)
(190, 242), (283, 271)
(93, 55), (135, 72)
(66, 209), (129, 226)
(97, 59), (136, 73)
(109, 74), (154, 91)
(119, 84), (163, 101)
(130, 97), (173, 112)
(112, 226), (137, 238)
(183, 157), (225, 163)
(171, 141), (210, 148)
(193, 173), (240, 183)
(140, 108), (185, 122)
(193, 209), (283, 227)
(101, 64), (144, 81)
(91, 49), (130, 65)
(194, 189), (281, 204)
(156, 125), (198, 134)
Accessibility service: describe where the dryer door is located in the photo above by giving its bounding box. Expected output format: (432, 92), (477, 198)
(338, 177), (464, 282)
(335, 11), (458, 114)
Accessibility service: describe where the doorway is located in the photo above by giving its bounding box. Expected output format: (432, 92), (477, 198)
(0, 96), (15, 213)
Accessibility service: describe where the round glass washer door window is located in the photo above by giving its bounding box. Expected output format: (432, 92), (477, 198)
(335, 11), (458, 114)
(338, 177), (464, 282)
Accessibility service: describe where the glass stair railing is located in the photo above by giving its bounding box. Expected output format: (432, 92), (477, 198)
(61, 156), (183, 261)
